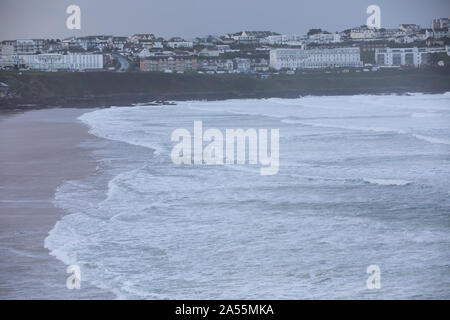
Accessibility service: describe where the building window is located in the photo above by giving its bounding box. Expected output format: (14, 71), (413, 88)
(421, 53), (428, 65)
(405, 53), (414, 65)
(392, 54), (402, 65)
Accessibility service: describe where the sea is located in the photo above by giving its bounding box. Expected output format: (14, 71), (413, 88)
(45, 93), (450, 299)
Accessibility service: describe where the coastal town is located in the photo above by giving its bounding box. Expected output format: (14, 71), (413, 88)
(0, 18), (449, 75)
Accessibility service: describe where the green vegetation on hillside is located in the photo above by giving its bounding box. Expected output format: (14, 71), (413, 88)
(1, 68), (449, 109)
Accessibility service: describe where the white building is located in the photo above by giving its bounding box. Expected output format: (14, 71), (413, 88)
(431, 28), (450, 39)
(377, 28), (399, 39)
(1, 44), (15, 56)
(19, 54), (103, 71)
(167, 38), (193, 49)
(426, 46), (450, 56)
(431, 18), (450, 31)
(129, 34), (156, 44)
(75, 36), (111, 51)
(350, 27), (378, 40)
(217, 59), (234, 72)
(375, 47), (429, 67)
(217, 45), (232, 54)
(235, 58), (251, 73)
(270, 47), (362, 70)
(0, 56), (18, 69)
(137, 48), (152, 58)
(231, 31), (274, 45)
(399, 24), (421, 34)
(394, 35), (416, 44)
(198, 47), (220, 57)
(15, 39), (45, 54)
(199, 59), (234, 72)
(261, 34), (306, 46)
(141, 41), (163, 49)
(110, 37), (129, 51)
(308, 32), (341, 44)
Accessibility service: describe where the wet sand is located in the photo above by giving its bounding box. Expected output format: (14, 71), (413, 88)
(0, 109), (113, 299)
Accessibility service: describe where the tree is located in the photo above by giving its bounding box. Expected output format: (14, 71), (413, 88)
(307, 29), (323, 37)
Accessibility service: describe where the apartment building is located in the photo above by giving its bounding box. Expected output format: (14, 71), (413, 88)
(14, 39), (46, 54)
(198, 47), (220, 57)
(167, 38), (194, 49)
(350, 27), (378, 40)
(140, 56), (198, 72)
(308, 32), (341, 44)
(375, 47), (429, 67)
(359, 42), (387, 53)
(235, 58), (251, 73)
(431, 18), (450, 31)
(0, 56), (18, 69)
(431, 28), (450, 39)
(231, 31), (275, 45)
(399, 24), (421, 34)
(261, 34), (306, 46)
(129, 34), (156, 43)
(198, 59), (234, 72)
(19, 53), (103, 71)
(76, 36), (112, 51)
(1, 42), (15, 56)
(269, 47), (362, 70)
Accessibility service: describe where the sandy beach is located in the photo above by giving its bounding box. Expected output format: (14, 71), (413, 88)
(0, 108), (113, 299)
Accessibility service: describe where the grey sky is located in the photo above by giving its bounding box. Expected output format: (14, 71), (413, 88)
(0, 0), (449, 40)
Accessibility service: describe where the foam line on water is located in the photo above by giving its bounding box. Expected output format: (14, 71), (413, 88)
(362, 178), (412, 186)
(412, 134), (450, 145)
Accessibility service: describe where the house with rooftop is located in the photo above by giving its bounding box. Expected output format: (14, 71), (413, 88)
(167, 38), (193, 49)
(431, 18), (450, 31)
(399, 24), (421, 34)
(231, 31), (278, 45)
(140, 55), (197, 72)
(129, 34), (156, 43)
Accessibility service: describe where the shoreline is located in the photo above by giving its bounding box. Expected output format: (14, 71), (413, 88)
(0, 108), (114, 299)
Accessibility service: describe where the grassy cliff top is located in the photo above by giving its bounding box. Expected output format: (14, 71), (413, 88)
(1, 68), (449, 109)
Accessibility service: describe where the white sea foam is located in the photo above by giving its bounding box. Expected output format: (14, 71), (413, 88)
(46, 93), (450, 299)
(411, 112), (440, 118)
(362, 178), (412, 186)
(281, 118), (408, 134)
(412, 134), (450, 145)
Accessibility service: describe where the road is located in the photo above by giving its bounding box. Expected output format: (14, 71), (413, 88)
(112, 53), (130, 72)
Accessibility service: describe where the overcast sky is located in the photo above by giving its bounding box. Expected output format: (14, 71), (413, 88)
(0, 0), (449, 40)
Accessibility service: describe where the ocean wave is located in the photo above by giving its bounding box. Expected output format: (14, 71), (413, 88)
(362, 178), (412, 186)
(282, 118), (450, 147)
(281, 118), (407, 134)
(412, 134), (450, 145)
(78, 108), (165, 155)
(411, 112), (441, 118)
